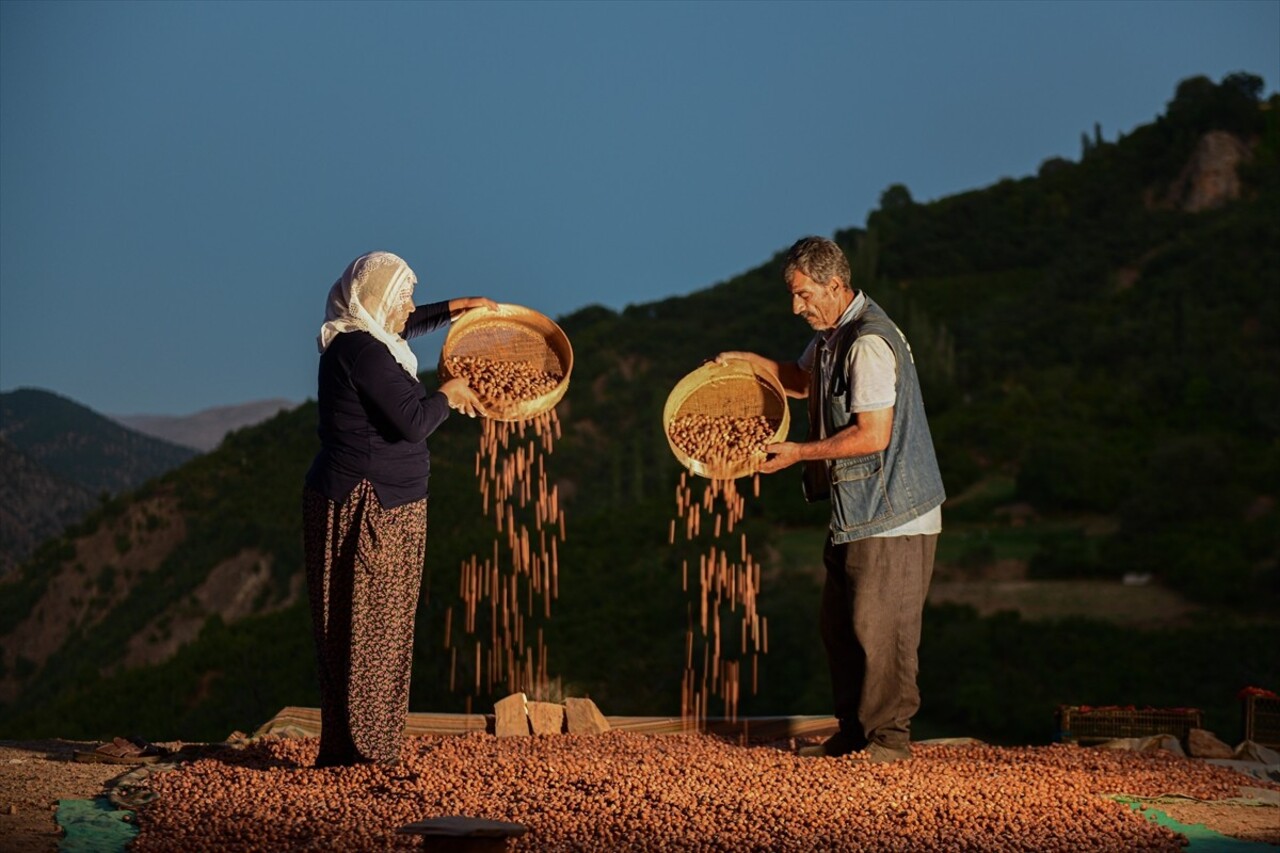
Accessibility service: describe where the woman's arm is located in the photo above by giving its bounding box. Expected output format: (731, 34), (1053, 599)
(404, 297), (499, 339)
(350, 345), (452, 442)
(402, 301), (453, 339)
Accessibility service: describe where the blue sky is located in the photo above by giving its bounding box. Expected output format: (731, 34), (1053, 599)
(1, 0), (1276, 416)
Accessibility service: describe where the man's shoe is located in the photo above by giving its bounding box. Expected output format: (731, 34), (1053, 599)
(797, 730), (866, 758)
(863, 742), (912, 763)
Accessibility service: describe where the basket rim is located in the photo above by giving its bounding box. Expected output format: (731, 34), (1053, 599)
(662, 358), (790, 480)
(437, 302), (573, 422)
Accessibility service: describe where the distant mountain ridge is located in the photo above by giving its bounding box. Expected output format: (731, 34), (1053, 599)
(111, 398), (299, 452)
(1, 388), (196, 496)
(0, 388), (199, 574)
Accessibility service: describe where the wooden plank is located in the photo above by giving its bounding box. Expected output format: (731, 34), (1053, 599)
(254, 706), (838, 742)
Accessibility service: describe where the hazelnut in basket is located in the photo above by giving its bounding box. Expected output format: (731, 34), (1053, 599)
(438, 303), (573, 422)
(663, 358), (790, 480)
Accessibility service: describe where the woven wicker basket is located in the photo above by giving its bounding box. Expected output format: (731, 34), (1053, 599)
(438, 303), (573, 422)
(663, 359), (790, 480)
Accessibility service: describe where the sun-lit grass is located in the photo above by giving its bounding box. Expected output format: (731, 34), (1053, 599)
(927, 579), (1201, 627)
(764, 522), (1206, 629)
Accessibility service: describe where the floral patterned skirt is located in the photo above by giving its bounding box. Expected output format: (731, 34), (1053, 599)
(302, 480), (427, 766)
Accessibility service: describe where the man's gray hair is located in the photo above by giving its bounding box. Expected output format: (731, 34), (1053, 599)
(784, 236), (851, 290)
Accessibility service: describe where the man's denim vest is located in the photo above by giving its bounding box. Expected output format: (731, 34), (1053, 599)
(808, 294), (946, 543)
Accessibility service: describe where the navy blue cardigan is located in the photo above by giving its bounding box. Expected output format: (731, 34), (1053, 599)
(304, 302), (453, 508)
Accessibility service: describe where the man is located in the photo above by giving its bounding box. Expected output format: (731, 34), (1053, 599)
(719, 235), (945, 762)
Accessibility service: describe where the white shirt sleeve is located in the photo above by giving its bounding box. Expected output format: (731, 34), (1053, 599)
(847, 334), (897, 412)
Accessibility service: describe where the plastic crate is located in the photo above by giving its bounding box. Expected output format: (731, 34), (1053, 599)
(1242, 694), (1280, 748)
(1056, 705), (1202, 744)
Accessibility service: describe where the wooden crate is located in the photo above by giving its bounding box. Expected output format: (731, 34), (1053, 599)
(1242, 694), (1280, 748)
(1056, 704), (1202, 744)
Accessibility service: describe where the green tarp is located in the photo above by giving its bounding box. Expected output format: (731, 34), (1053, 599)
(55, 797), (137, 853)
(1122, 800), (1279, 852)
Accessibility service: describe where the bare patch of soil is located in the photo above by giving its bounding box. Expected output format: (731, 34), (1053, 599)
(1145, 798), (1280, 845)
(0, 740), (132, 853)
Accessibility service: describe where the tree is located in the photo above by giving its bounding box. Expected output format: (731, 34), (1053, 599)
(879, 183), (914, 211)
(1222, 71), (1264, 103)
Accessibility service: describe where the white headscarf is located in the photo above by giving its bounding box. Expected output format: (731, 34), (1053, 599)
(317, 251), (419, 377)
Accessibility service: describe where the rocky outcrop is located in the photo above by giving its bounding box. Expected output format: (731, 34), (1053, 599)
(0, 493), (187, 703)
(118, 548), (301, 670)
(1154, 130), (1253, 212)
(0, 487), (302, 702)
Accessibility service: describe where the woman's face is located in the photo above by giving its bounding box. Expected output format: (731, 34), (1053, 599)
(386, 287), (414, 334)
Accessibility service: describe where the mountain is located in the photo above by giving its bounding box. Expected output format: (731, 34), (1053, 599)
(0, 73), (1274, 746)
(0, 437), (96, 576)
(0, 388), (199, 574)
(0, 388), (198, 495)
(111, 399), (299, 452)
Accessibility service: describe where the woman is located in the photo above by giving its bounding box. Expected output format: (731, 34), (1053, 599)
(302, 250), (491, 767)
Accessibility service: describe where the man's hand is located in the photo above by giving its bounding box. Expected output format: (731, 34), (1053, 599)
(760, 441), (804, 474)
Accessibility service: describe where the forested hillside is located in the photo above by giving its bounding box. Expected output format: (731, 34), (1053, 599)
(0, 73), (1275, 746)
(862, 71), (1279, 609)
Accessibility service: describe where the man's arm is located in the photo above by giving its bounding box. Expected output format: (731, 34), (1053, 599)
(716, 351), (810, 398)
(759, 406), (893, 473)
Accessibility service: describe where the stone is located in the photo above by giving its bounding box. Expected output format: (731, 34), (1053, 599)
(1235, 741), (1280, 764)
(1098, 735), (1185, 756)
(493, 693), (529, 738)
(527, 701), (565, 735)
(1187, 727), (1234, 759)
(563, 697), (610, 735)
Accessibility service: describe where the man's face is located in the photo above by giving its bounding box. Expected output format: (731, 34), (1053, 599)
(787, 270), (847, 330)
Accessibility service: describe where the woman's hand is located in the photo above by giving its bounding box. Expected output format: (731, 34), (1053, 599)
(440, 378), (485, 418)
(450, 296), (500, 316)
